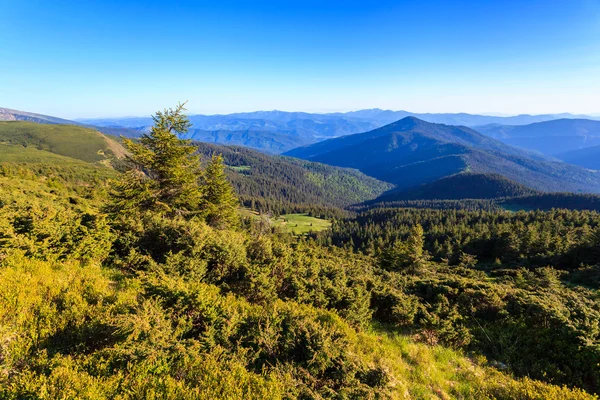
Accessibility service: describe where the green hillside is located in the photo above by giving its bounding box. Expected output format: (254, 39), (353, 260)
(0, 142), (89, 164)
(196, 142), (392, 213)
(0, 121), (125, 163)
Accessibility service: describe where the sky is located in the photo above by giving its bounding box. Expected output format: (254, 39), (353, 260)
(1, 0), (599, 118)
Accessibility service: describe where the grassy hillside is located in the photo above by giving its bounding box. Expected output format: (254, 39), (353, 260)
(240, 209), (332, 234)
(0, 143), (89, 164)
(0, 121), (125, 163)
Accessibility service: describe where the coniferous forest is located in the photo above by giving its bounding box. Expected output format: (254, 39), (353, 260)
(1, 105), (600, 399)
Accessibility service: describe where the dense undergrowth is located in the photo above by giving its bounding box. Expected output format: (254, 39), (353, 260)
(0, 106), (598, 399)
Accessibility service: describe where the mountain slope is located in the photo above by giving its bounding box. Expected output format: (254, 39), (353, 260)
(475, 119), (600, 155)
(285, 117), (600, 194)
(0, 121), (125, 163)
(0, 107), (145, 138)
(195, 143), (391, 210)
(555, 144), (600, 170)
(374, 173), (538, 202)
(0, 107), (77, 125)
(181, 129), (313, 153)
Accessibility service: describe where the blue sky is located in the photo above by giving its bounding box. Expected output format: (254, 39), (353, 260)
(1, 0), (599, 118)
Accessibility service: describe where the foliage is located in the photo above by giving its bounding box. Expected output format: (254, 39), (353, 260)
(202, 154), (239, 228)
(1, 108), (599, 399)
(111, 103), (204, 217)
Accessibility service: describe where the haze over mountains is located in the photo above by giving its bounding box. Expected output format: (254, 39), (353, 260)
(77, 109), (600, 153)
(285, 117), (600, 196)
(476, 119), (600, 156)
(4, 105), (600, 204)
(5, 106), (600, 155)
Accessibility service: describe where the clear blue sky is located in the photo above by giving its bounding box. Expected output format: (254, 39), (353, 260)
(1, 0), (599, 118)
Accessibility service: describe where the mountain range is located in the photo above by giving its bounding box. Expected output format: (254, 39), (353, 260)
(475, 119), (600, 156)
(285, 117), (600, 196)
(76, 109), (600, 153)
(5, 106), (600, 204)
(79, 109), (600, 130)
(5, 106), (600, 155)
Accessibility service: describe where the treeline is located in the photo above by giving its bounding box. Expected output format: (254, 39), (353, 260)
(315, 207), (600, 268)
(499, 192), (600, 212)
(358, 192), (600, 213)
(351, 198), (500, 212)
(373, 173), (538, 202)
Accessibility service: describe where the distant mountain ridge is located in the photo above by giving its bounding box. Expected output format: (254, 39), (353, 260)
(475, 118), (600, 155)
(79, 108), (600, 129)
(5, 106), (600, 154)
(285, 117), (600, 195)
(0, 107), (143, 138)
(76, 109), (600, 153)
(0, 107), (75, 125)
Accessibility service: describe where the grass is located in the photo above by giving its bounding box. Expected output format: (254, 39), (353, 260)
(239, 209), (332, 235)
(0, 143), (88, 164)
(274, 213), (331, 234)
(0, 121), (125, 163)
(229, 165), (251, 172)
(355, 328), (596, 399)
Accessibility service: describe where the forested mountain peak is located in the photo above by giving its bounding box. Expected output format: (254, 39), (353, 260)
(285, 117), (600, 195)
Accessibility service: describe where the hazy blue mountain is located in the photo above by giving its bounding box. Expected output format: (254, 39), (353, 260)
(181, 129), (313, 154)
(556, 145), (600, 170)
(475, 119), (600, 155)
(285, 117), (600, 194)
(0, 107), (142, 138)
(77, 110), (600, 153)
(331, 109), (599, 126)
(0, 107), (77, 125)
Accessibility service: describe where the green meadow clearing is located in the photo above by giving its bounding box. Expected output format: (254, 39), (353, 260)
(239, 209), (331, 234)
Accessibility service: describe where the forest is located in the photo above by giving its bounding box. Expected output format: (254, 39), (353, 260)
(0, 105), (598, 399)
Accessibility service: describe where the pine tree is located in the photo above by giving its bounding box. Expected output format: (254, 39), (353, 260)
(379, 224), (428, 273)
(203, 154), (239, 228)
(109, 102), (203, 217)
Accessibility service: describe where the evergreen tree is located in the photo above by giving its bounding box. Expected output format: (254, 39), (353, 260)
(203, 154), (239, 228)
(109, 103), (203, 217)
(379, 224), (428, 273)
